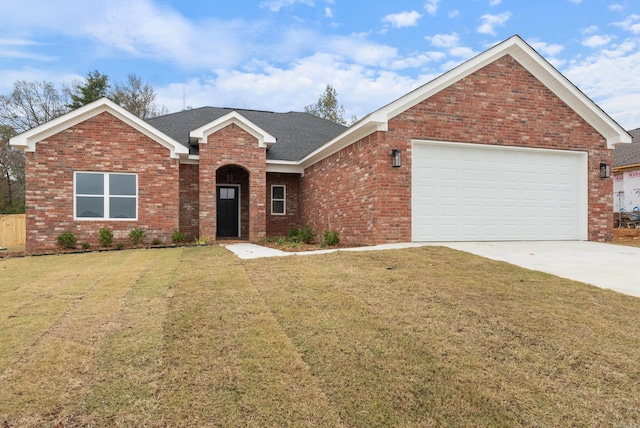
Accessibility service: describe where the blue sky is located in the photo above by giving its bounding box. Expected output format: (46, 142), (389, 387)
(2, 0), (640, 128)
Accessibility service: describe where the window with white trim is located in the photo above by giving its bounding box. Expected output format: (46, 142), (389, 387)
(74, 172), (138, 220)
(271, 185), (286, 215)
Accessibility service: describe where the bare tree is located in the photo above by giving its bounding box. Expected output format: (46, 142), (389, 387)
(0, 80), (69, 132)
(0, 125), (25, 213)
(111, 74), (168, 119)
(0, 81), (67, 213)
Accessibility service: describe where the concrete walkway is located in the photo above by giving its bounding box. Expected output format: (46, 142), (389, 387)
(222, 241), (640, 298)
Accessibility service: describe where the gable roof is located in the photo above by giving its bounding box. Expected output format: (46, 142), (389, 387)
(299, 35), (631, 169)
(10, 98), (189, 159)
(189, 111), (277, 149)
(146, 107), (347, 161)
(614, 128), (640, 169)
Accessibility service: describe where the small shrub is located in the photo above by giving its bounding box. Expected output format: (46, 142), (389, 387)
(81, 242), (91, 250)
(56, 231), (77, 249)
(171, 229), (187, 244)
(151, 238), (163, 246)
(195, 236), (210, 246)
(115, 242), (124, 250)
(98, 228), (113, 247)
(275, 237), (287, 246)
(129, 228), (146, 245)
(321, 230), (340, 247)
(288, 225), (316, 244)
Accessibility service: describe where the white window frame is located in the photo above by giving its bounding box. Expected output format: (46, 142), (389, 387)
(74, 172), (138, 221)
(271, 185), (286, 216)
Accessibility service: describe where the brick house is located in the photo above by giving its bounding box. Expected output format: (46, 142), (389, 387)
(10, 35), (631, 252)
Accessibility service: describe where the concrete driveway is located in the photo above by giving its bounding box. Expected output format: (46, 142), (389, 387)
(437, 241), (640, 298)
(224, 241), (640, 298)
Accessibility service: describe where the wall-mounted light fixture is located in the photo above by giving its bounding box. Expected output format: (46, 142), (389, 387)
(391, 149), (402, 168)
(599, 162), (611, 179)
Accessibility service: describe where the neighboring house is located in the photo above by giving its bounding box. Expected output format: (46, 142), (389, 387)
(10, 35), (631, 252)
(613, 128), (640, 213)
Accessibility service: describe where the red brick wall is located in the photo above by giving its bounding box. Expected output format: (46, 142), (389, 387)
(198, 123), (267, 241)
(266, 172), (301, 237)
(25, 112), (180, 252)
(301, 54), (613, 244)
(300, 133), (385, 245)
(179, 163), (199, 240)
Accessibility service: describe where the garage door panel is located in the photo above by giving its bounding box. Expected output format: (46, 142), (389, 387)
(412, 141), (586, 241)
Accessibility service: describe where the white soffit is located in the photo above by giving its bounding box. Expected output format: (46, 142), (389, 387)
(9, 98), (189, 159)
(190, 111), (277, 148)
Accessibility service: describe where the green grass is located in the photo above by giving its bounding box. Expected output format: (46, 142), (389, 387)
(1, 246), (639, 426)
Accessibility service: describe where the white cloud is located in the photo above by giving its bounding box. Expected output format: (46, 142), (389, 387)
(567, 0), (582, 4)
(609, 4), (624, 12)
(424, 0), (441, 16)
(490, 0), (501, 6)
(1, 0), (260, 69)
(382, 11), (422, 28)
(156, 53), (422, 121)
(477, 12), (511, 36)
(327, 36), (398, 66)
(564, 38), (640, 128)
(259, 0), (314, 12)
(528, 39), (565, 57)
(449, 10), (460, 18)
(389, 51), (446, 70)
(615, 14), (640, 34)
(449, 46), (475, 59)
(325, 7), (333, 18)
(582, 34), (613, 47)
(427, 33), (460, 48)
(425, 32), (476, 60)
(581, 25), (598, 34)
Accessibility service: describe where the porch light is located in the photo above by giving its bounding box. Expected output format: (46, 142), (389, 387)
(391, 149), (402, 168)
(599, 162), (611, 179)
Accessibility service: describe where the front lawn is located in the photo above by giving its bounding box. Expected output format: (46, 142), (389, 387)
(1, 246), (639, 426)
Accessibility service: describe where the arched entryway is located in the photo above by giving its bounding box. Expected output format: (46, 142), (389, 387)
(216, 165), (249, 239)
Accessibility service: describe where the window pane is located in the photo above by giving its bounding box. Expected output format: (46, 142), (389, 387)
(110, 174), (136, 196)
(110, 197), (136, 219)
(77, 196), (104, 217)
(273, 200), (284, 214)
(272, 186), (284, 200)
(76, 173), (104, 195)
(220, 188), (228, 199)
(227, 188), (235, 199)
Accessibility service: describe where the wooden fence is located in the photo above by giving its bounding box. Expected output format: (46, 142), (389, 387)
(0, 214), (26, 247)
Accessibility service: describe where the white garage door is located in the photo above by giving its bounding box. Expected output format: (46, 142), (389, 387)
(412, 140), (587, 241)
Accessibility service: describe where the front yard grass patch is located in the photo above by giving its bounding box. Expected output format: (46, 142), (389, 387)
(1, 245), (639, 426)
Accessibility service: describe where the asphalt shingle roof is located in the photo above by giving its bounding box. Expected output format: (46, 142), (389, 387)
(615, 128), (640, 167)
(146, 107), (347, 161)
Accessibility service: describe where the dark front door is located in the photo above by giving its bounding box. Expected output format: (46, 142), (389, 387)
(217, 186), (239, 237)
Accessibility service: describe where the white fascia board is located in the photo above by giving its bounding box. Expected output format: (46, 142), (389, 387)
(190, 111), (277, 148)
(9, 97), (189, 159)
(180, 155), (200, 165)
(265, 160), (304, 174)
(298, 119), (387, 170)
